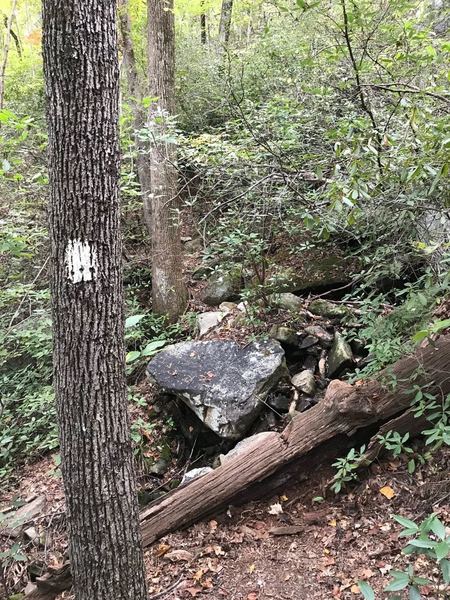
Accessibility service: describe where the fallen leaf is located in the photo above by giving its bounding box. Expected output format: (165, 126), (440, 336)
(268, 502), (283, 515)
(350, 584), (360, 594)
(328, 519), (337, 527)
(379, 485), (395, 499)
(186, 586), (202, 597)
(154, 543), (171, 557)
(248, 563), (256, 574)
(280, 495), (288, 502)
(209, 520), (218, 532)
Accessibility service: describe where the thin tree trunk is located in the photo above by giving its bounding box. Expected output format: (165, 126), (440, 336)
(0, 0), (18, 111)
(219, 0), (234, 46)
(42, 2), (148, 599)
(117, 0), (152, 233)
(200, 11), (207, 44)
(147, 0), (188, 320)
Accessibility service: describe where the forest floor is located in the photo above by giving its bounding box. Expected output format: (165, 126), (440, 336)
(1, 443), (449, 600)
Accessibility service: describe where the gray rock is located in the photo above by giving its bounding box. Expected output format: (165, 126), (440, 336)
(219, 302), (238, 313)
(298, 335), (318, 349)
(308, 299), (352, 320)
(147, 339), (287, 440)
(197, 311), (225, 337)
(181, 467), (213, 485)
(202, 267), (243, 306)
(220, 432), (273, 465)
(291, 370), (316, 396)
(327, 333), (354, 377)
(2, 496), (46, 537)
(269, 325), (299, 347)
(304, 325), (334, 347)
(268, 292), (303, 312)
(150, 458), (169, 475)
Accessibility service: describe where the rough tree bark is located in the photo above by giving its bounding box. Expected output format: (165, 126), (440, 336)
(147, 0), (188, 320)
(219, 0), (234, 46)
(117, 0), (152, 232)
(42, 2), (148, 599)
(24, 335), (450, 600)
(0, 0), (18, 111)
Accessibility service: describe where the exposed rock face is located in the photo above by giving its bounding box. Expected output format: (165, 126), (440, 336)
(327, 333), (354, 377)
(202, 267), (243, 306)
(147, 339), (287, 439)
(267, 255), (352, 295)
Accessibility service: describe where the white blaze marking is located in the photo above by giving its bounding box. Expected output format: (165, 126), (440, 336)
(65, 239), (98, 283)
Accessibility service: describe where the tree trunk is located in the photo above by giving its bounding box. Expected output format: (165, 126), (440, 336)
(0, 0), (18, 111)
(219, 0), (234, 46)
(200, 11), (207, 45)
(117, 0), (153, 233)
(42, 2), (148, 600)
(25, 335), (450, 599)
(147, 0), (188, 320)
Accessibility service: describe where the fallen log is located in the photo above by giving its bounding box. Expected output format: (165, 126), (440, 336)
(24, 335), (450, 599)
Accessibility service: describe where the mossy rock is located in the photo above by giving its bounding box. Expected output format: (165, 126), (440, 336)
(308, 299), (352, 320)
(201, 266), (243, 306)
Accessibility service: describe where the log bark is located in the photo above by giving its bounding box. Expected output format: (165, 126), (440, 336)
(24, 336), (450, 599)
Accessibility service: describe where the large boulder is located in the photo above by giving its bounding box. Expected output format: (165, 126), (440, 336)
(147, 339), (287, 440)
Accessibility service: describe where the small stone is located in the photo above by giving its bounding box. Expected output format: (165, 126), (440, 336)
(150, 458), (169, 475)
(268, 292), (303, 312)
(181, 467), (213, 485)
(298, 335), (318, 349)
(327, 333), (354, 377)
(197, 311), (225, 337)
(304, 325), (334, 348)
(308, 299), (351, 320)
(291, 370), (316, 396)
(269, 325), (299, 347)
(24, 526), (39, 543)
(219, 302), (238, 313)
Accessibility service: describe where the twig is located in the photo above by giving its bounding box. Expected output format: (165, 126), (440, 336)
(149, 574), (184, 600)
(6, 256), (50, 335)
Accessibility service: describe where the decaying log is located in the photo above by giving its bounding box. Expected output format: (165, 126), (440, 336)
(24, 336), (450, 599)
